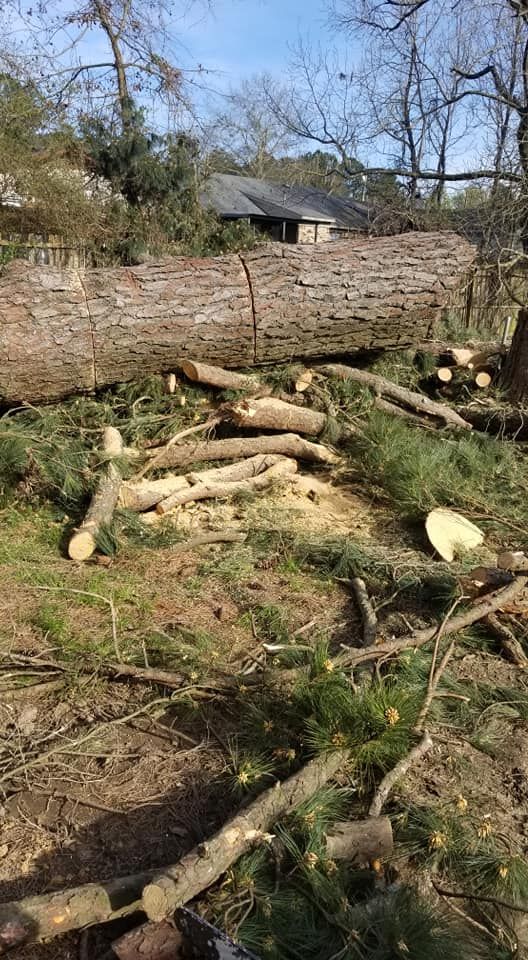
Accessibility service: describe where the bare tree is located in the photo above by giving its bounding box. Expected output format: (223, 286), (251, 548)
(205, 75), (297, 179)
(1, 0), (203, 131)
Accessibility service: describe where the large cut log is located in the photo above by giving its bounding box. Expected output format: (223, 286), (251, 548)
(0, 232), (475, 404)
(0, 751), (347, 948)
(146, 433), (340, 469)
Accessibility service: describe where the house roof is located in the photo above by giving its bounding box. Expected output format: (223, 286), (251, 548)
(202, 173), (371, 230)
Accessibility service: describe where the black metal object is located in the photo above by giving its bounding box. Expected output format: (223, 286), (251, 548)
(175, 908), (260, 960)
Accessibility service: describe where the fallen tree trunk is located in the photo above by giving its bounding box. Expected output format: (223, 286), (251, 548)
(319, 364), (472, 430)
(0, 751), (347, 948)
(147, 433), (340, 469)
(0, 232), (475, 404)
(156, 456), (298, 514)
(68, 426), (123, 561)
(228, 397), (328, 436)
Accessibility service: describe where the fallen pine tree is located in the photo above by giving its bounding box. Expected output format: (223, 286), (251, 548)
(0, 231), (475, 404)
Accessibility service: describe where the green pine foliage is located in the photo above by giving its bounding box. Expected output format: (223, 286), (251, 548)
(347, 411), (526, 525)
(208, 784), (491, 960)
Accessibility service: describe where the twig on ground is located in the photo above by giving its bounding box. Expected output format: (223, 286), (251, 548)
(170, 531), (247, 552)
(32, 585), (121, 661)
(433, 884), (528, 915)
(368, 732), (433, 817)
(349, 577), (378, 647)
(415, 597), (464, 731)
(484, 614), (528, 667)
(135, 417), (221, 479)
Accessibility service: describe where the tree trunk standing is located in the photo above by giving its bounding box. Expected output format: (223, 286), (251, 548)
(92, 0), (133, 133)
(501, 309), (528, 402)
(0, 232), (475, 404)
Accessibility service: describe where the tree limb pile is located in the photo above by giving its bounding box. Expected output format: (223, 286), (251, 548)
(0, 232), (475, 404)
(156, 456), (298, 515)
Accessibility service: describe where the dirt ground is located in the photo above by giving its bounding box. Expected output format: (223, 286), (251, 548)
(1, 467), (528, 958)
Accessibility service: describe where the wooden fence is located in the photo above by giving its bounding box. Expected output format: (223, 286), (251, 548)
(0, 235), (88, 269)
(449, 266), (528, 335)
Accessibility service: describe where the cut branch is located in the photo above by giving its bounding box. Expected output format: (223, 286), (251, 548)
(0, 751), (348, 945)
(349, 577), (378, 646)
(181, 361), (261, 393)
(68, 426), (123, 562)
(337, 577), (528, 671)
(368, 732), (433, 817)
(228, 397), (328, 436)
(145, 433), (340, 469)
(318, 365), (472, 430)
(156, 457), (298, 515)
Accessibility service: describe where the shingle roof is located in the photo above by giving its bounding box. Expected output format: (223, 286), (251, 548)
(201, 173), (370, 230)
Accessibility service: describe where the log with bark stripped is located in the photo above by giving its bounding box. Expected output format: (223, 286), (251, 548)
(156, 456), (298, 514)
(0, 232), (475, 404)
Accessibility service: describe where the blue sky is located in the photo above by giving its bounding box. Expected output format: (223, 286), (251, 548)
(179, 0), (333, 89)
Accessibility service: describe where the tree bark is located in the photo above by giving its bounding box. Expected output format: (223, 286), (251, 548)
(112, 921), (183, 960)
(146, 433), (340, 469)
(319, 364), (472, 430)
(0, 751), (347, 947)
(0, 232), (475, 404)
(68, 426), (123, 561)
(500, 308), (528, 402)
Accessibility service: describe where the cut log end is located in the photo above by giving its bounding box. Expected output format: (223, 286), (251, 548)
(67, 530), (97, 562)
(474, 371), (492, 389)
(425, 508), (484, 563)
(437, 367), (453, 384)
(142, 877), (179, 923)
